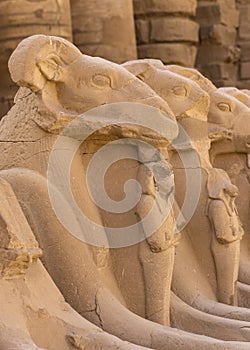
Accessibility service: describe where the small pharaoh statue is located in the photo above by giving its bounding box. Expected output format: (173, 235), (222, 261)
(206, 168), (244, 305)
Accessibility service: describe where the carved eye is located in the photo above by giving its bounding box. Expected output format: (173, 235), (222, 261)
(92, 74), (111, 88)
(217, 102), (232, 112)
(172, 86), (187, 96)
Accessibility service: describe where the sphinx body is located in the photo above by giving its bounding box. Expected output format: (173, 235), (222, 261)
(204, 86), (250, 307)
(0, 174), (155, 350)
(162, 65), (250, 315)
(1, 34), (250, 350)
(122, 59), (250, 339)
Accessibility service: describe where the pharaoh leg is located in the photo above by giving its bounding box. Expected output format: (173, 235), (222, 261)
(139, 240), (175, 325)
(211, 235), (240, 305)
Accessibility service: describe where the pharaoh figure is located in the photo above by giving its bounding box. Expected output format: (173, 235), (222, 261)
(207, 87), (250, 292)
(206, 168), (244, 305)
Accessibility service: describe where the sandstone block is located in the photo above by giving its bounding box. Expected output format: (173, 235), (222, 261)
(0, 1), (72, 40)
(135, 19), (150, 44)
(196, 45), (241, 65)
(73, 30), (103, 45)
(196, 3), (221, 25)
(71, 15), (103, 33)
(236, 79), (250, 89)
(200, 24), (237, 45)
(200, 63), (238, 81)
(238, 5), (250, 40)
(236, 0), (250, 4)
(218, 0), (239, 27)
(71, 0), (137, 63)
(133, 0), (197, 15)
(196, 1), (239, 27)
(240, 62), (250, 79)
(150, 18), (199, 43)
(239, 43), (250, 62)
(218, 79), (240, 87)
(138, 43), (197, 67)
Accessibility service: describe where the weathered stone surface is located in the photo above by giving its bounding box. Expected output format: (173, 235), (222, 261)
(200, 24), (237, 45)
(71, 15), (104, 48)
(2, 32), (250, 348)
(71, 0), (137, 63)
(235, 1), (250, 88)
(0, 1), (72, 39)
(122, 63), (250, 334)
(196, 0), (239, 27)
(196, 45), (241, 65)
(240, 62), (250, 79)
(236, 79), (250, 89)
(239, 43), (250, 62)
(196, 3), (221, 25)
(133, 0), (197, 15)
(196, 0), (239, 87)
(138, 43), (197, 67)
(0, 0), (72, 119)
(134, 0), (199, 68)
(135, 19), (150, 44)
(150, 18), (199, 43)
(238, 5), (250, 40)
(200, 63), (238, 82)
(0, 177), (42, 278)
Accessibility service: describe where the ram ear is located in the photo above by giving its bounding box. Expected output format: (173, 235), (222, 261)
(122, 60), (155, 82)
(37, 54), (65, 82)
(8, 34), (81, 92)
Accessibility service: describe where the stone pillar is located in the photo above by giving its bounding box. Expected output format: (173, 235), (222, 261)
(195, 0), (240, 87)
(236, 0), (250, 88)
(70, 0), (137, 63)
(0, 0), (72, 118)
(133, 0), (199, 67)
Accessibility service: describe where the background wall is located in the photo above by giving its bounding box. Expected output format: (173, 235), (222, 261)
(195, 0), (240, 87)
(236, 0), (250, 89)
(0, 0), (249, 118)
(133, 0), (199, 67)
